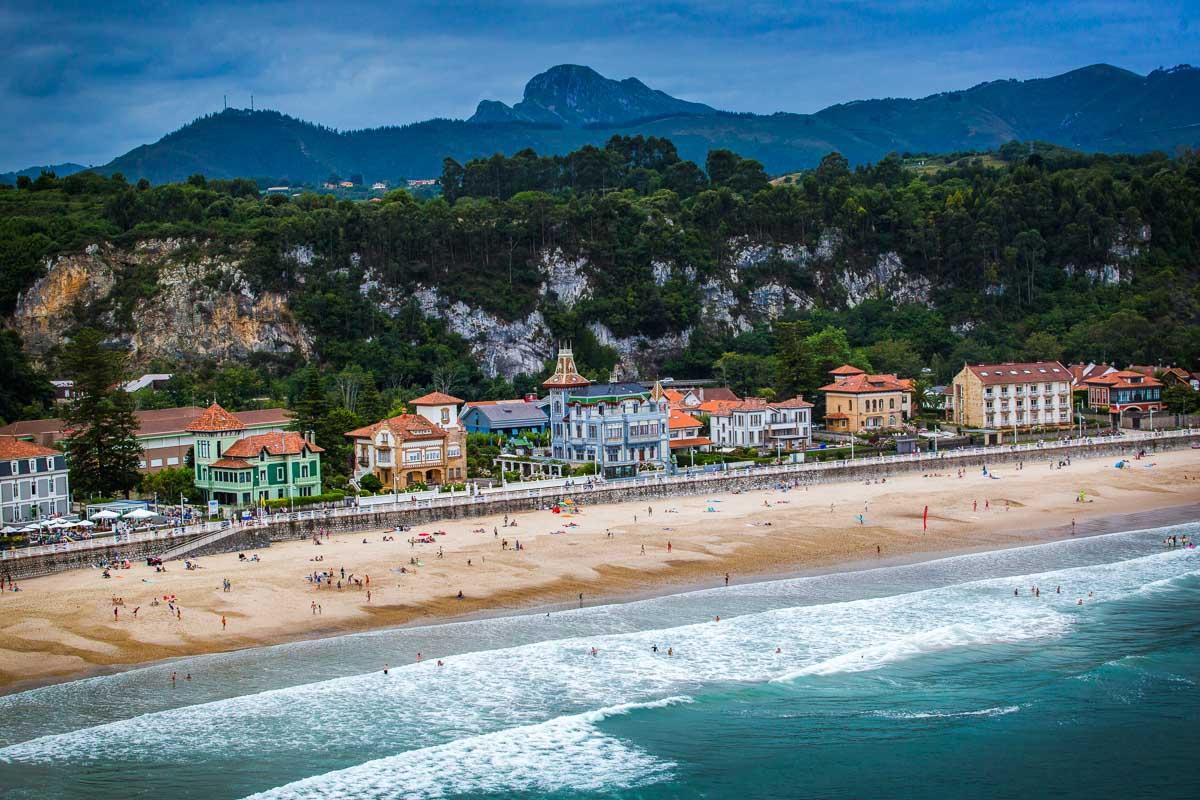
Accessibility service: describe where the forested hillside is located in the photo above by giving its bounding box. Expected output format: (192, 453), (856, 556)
(2, 136), (1199, 432)
(21, 63), (1200, 185)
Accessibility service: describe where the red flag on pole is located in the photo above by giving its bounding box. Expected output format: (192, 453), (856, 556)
(923, 505), (928, 532)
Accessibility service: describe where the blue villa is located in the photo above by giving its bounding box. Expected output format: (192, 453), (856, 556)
(461, 400), (549, 437)
(543, 347), (671, 479)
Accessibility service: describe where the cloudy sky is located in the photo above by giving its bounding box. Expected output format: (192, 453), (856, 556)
(3, 0), (1196, 170)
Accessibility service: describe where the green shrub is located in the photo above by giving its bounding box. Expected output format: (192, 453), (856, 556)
(263, 490), (346, 510)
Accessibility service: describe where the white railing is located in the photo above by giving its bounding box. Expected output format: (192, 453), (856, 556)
(2, 428), (1191, 562)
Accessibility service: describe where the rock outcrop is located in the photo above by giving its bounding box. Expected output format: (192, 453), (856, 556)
(12, 239), (311, 364)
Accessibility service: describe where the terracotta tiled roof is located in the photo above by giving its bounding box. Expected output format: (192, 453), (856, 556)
(965, 362), (1068, 386)
(697, 399), (738, 415)
(819, 373), (909, 394)
(772, 395), (814, 409)
(223, 431), (323, 458)
(663, 389), (687, 406)
(210, 457), (254, 469)
(345, 414), (448, 442)
(0, 436), (59, 459)
(829, 364), (866, 376)
(669, 436), (712, 449)
(669, 409), (703, 430)
(186, 403), (246, 433)
(409, 391), (463, 406)
(698, 387), (739, 402)
(1085, 370), (1162, 390)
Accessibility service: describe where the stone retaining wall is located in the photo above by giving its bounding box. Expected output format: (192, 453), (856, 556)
(3, 434), (1194, 580)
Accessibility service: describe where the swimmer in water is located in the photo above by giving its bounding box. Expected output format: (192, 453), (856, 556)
(384, 664), (389, 675)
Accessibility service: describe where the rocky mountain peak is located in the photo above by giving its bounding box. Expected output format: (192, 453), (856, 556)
(468, 64), (717, 127)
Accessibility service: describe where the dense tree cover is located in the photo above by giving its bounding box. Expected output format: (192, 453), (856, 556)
(3, 138), (1200, 431)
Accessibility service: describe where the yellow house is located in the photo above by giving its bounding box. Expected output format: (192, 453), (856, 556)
(819, 365), (912, 433)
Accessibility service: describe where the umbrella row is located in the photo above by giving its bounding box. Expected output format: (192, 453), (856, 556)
(2, 507), (158, 535)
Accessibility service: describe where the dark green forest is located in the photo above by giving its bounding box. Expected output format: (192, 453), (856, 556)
(3, 135), (1199, 437)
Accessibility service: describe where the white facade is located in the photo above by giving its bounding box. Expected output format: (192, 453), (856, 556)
(1, 452), (70, 525)
(709, 402), (812, 450)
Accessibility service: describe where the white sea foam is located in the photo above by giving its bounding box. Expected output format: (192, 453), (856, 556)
(870, 705), (1021, 720)
(1, 548), (1194, 774)
(242, 698), (691, 800)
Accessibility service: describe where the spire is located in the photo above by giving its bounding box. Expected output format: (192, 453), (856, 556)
(650, 379), (665, 401)
(542, 345), (590, 388)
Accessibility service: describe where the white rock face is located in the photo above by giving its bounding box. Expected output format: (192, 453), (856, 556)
(586, 322), (690, 380)
(537, 248), (590, 308)
(403, 287), (553, 378)
(699, 280), (752, 332)
(839, 252), (932, 308)
(749, 283), (813, 317)
(651, 260), (672, 287)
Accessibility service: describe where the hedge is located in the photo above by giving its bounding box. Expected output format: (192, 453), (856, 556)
(263, 490), (346, 510)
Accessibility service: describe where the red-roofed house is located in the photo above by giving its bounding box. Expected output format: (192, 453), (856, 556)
(1084, 370), (1164, 423)
(1, 436), (70, 524)
(345, 411), (466, 490)
(188, 404), (323, 506)
(819, 365), (913, 433)
(708, 397), (813, 450)
(667, 408), (712, 453)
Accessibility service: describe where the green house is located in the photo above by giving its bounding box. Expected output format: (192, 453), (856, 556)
(187, 403), (323, 507)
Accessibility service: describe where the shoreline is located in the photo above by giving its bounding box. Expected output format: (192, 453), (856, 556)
(3, 501), (1196, 698)
(2, 448), (1198, 694)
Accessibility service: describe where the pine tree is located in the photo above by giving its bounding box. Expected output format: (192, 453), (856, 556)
(62, 329), (143, 497)
(290, 367), (330, 437)
(357, 373), (387, 422)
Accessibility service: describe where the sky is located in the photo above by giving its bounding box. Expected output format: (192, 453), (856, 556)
(2, 0), (1197, 170)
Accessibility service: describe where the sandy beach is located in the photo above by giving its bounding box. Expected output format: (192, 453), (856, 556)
(2, 447), (1198, 692)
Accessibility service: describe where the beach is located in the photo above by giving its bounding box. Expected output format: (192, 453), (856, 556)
(2, 446), (1198, 691)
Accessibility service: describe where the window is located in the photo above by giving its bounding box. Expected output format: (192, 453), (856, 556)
(300, 463), (309, 478)
(198, 440), (210, 459)
(167, 457), (179, 466)
(447, 445), (460, 458)
(276, 466), (285, 481)
(150, 459), (163, 468)
(406, 449), (421, 463)
(441, 408), (449, 424)
(424, 448), (441, 462)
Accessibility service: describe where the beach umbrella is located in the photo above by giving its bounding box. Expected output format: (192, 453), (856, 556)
(123, 508), (156, 520)
(90, 510), (120, 520)
(75, 520), (95, 528)
(20, 524), (40, 532)
(1, 525), (16, 534)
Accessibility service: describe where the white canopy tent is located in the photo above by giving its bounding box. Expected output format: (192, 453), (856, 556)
(90, 510), (121, 520)
(123, 508), (157, 520)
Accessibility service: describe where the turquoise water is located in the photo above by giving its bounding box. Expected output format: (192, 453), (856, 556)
(1, 524), (1198, 799)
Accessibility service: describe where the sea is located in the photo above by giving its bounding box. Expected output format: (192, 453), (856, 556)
(1, 523), (1198, 799)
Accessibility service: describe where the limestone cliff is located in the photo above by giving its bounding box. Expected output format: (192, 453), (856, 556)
(12, 239), (311, 365)
(8, 231), (935, 378)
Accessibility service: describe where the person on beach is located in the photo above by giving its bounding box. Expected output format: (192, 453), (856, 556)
(725, 573), (730, 586)
(641, 544), (646, 554)
(667, 647), (673, 657)
(384, 664), (389, 675)
(171, 671), (176, 686)
(221, 615), (227, 630)
(113, 607), (119, 621)
(667, 541), (672, 553)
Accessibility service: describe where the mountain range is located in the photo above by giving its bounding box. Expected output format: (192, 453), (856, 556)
(11, 63), (1200, 184)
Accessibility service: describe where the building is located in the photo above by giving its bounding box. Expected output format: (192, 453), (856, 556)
(544, 348), (670, 478)
(663, 385), (739, 409)
(188, 404), (323, 506)
(461, 399), (549, 437)
(1068, 362), (1117, 389)
(345, 392), (467, 490)
(0, 406), (292, 474)
(707, 397), (813, 450)
(122, 373), (173, 393)
(1084, 370), (1164, 421)
(0, 437), (70, 525)
(667, 408), (712, 454)
(819, 365), (913, 433)
(948, 362), (1072, 431)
